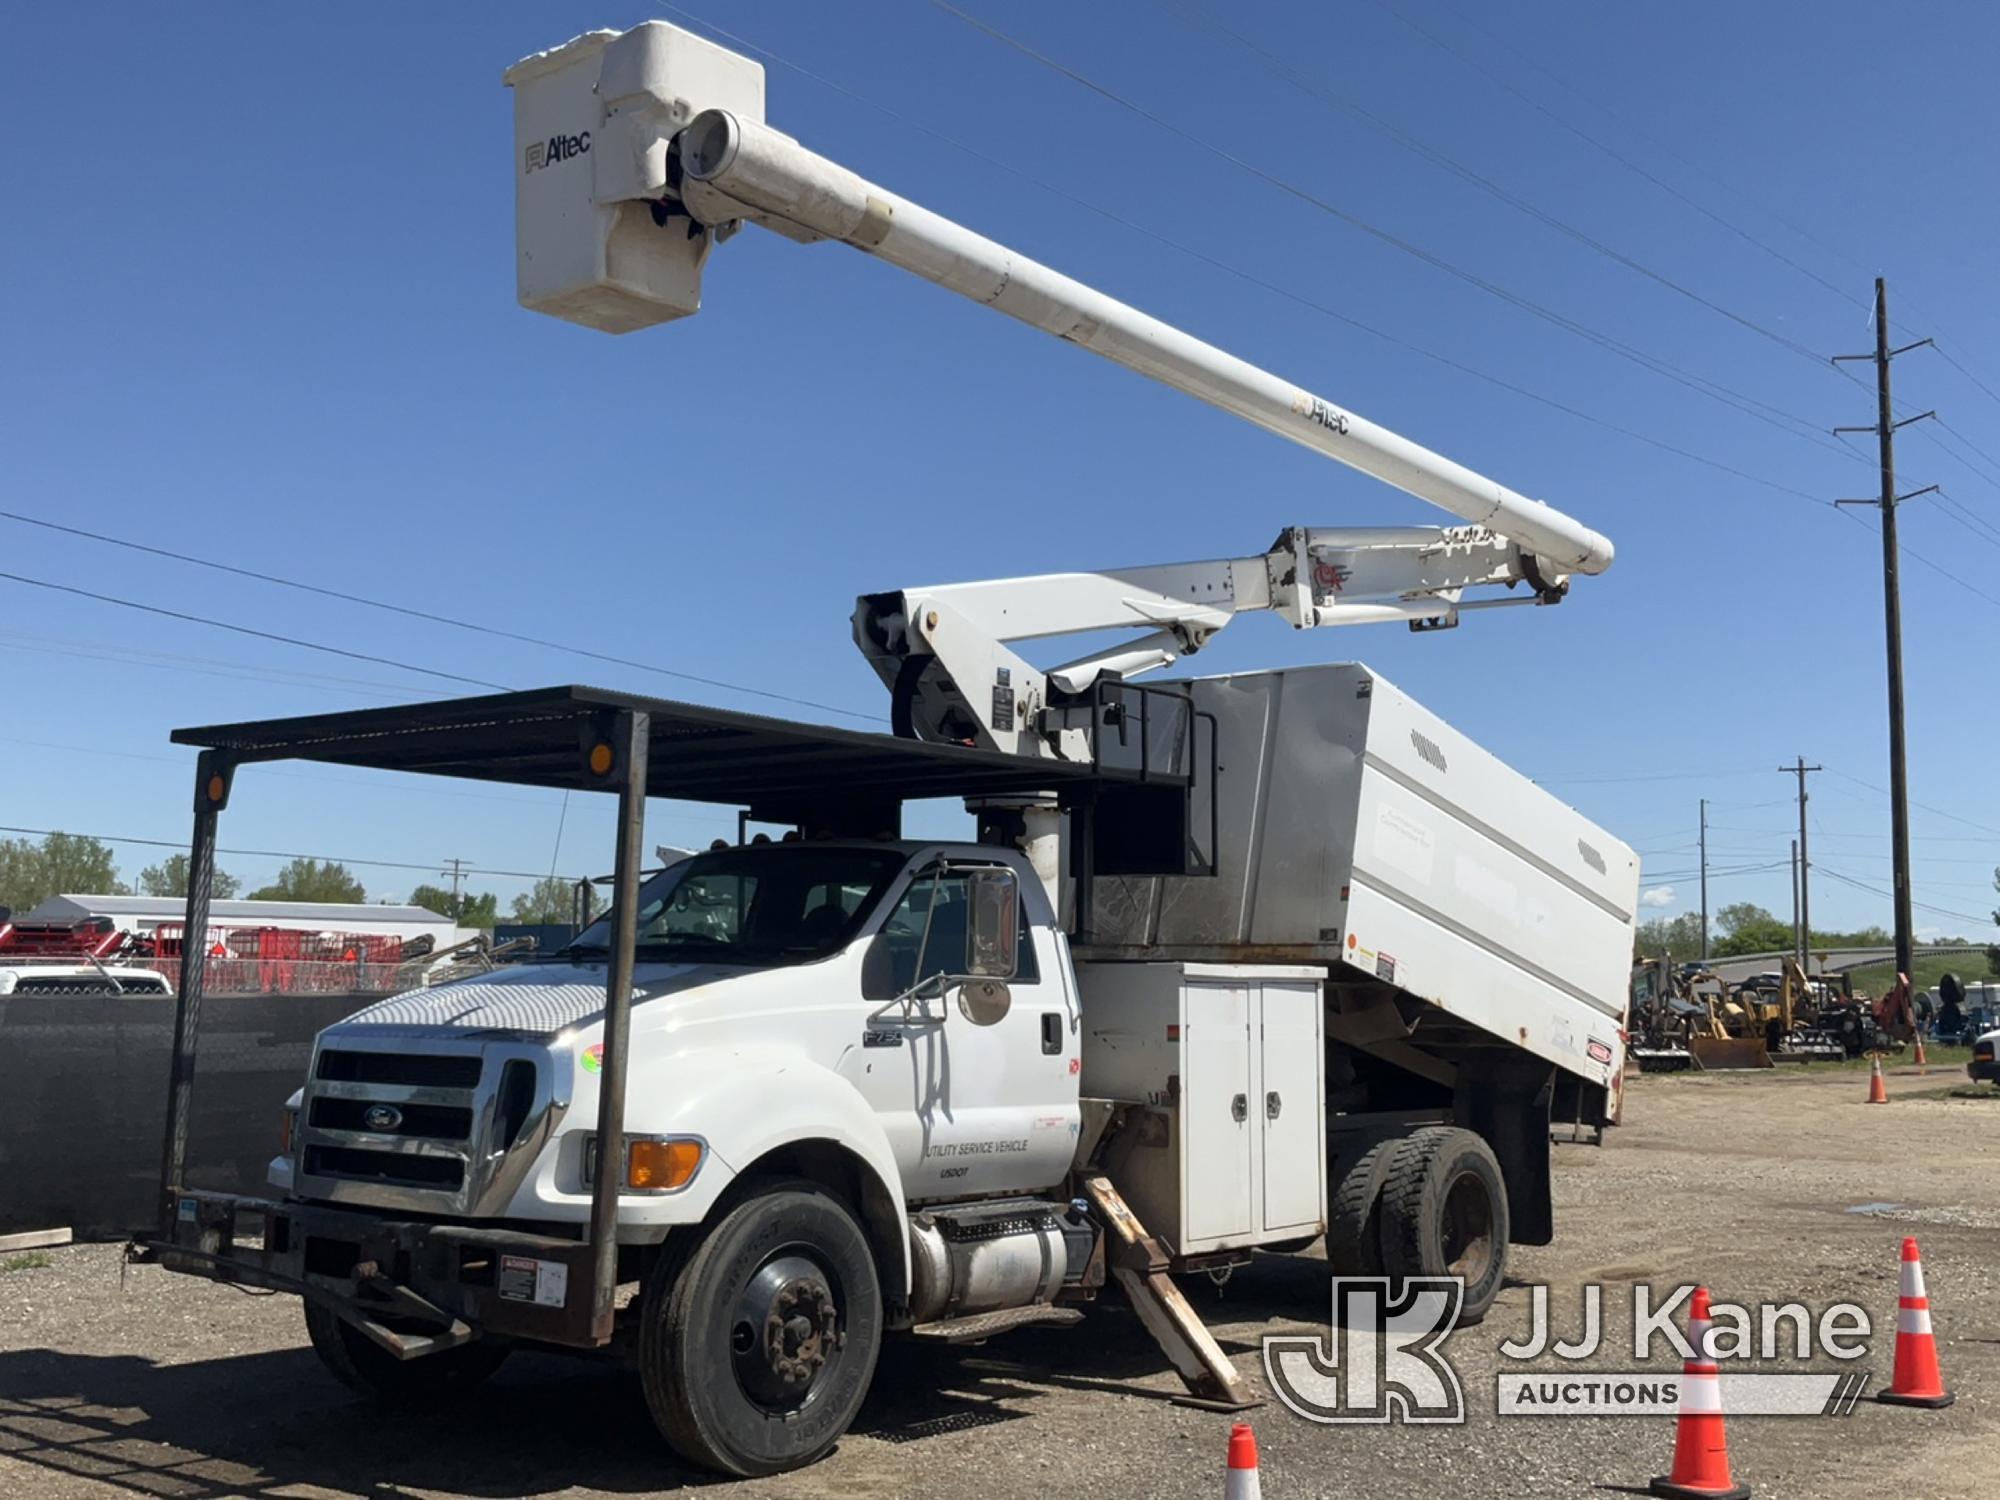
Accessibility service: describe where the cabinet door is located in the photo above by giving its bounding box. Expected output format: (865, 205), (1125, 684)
(1181, 979), (1254, 1246)
(1258, 979), (1325, 1235)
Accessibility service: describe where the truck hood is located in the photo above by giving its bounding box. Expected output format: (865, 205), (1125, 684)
(328, 961), (714, 1039)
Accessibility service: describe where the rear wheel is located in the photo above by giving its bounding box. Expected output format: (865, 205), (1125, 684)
(638, 1182), (882, 1477)
(302, 1301), (509, 1404)
(1325, 1136), (1399, 1276)
(1376, 1126), (1509, 1325)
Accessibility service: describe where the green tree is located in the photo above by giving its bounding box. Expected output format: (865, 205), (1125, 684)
(511, 876), (596, 926)
(1989, 865), (2000, 977)
(408, 883), (499, 928)
(249, 858), (366, 904)
(1634, 911), (1706, 961)
(137, 853), (241, 900)
(0, 832), (128, 914)
(1710, 902), (1796, 958)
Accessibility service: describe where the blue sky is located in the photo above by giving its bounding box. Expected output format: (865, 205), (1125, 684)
(4, 1), (1997, 940)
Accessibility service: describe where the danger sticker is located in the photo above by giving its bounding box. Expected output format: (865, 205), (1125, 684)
(1375, 951), (1397, 984)
(498, 1254), (569, 1309)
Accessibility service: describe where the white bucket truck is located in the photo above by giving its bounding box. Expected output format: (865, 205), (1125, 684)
(139, 22), (1637, 1478)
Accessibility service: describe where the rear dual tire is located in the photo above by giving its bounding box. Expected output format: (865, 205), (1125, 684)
(1328, 1125), (1509, 1325)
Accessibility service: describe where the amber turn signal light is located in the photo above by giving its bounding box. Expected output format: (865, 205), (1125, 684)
(627, 1138), (702, 1192)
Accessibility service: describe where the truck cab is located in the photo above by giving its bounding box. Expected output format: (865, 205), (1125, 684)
(274, 839), (1079, 1234)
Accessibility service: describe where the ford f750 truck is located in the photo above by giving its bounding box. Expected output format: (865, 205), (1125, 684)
(138, 21), (1637, 1479)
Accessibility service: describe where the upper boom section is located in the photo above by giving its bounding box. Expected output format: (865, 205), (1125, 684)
(504, 23), (1615, 578)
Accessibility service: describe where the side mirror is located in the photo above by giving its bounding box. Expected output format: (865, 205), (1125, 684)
(962, 868), (1019, 981)
(957, 979), (1013, 1026)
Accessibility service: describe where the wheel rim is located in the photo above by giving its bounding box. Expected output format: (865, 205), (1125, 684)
(729, 1249), (844, 1414)
(1440, 1171), (1496, 1287)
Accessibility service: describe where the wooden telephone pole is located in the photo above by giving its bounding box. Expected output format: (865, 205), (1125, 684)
(1834, 280), (1932, 980)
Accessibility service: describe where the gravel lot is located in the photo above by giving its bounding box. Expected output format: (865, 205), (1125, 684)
(4, 1062), (1994, 1499)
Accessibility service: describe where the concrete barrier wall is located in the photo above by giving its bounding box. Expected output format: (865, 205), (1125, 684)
(0, 993), (374, 1238)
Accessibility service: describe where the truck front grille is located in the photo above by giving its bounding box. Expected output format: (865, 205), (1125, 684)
(316, 1049), (482, 1088)
(294, 1044), (535, 1211)
(303, 1145), (466, 1190)
(306, 1097), (475, 1139)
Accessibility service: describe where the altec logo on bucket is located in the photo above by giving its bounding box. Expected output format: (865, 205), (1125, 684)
(524, 131), (591, 174)
(1266, 1279), (1878, 1425)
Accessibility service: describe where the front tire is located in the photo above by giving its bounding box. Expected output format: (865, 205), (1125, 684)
(302, 1301), (509, 1404)
(639, 1182), (882, 1477)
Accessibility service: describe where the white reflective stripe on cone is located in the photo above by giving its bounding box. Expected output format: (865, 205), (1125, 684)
(1898, 1305), (1933, 1336)
(1679, 1373), (1725, 1414)
(1901, 1260), (1927, 1299)
(1691, 1319), (1718, 1361)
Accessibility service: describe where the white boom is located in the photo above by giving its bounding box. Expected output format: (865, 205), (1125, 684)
(507, 23), (1619, 758)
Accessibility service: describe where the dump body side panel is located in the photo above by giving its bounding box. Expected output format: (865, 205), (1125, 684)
(1080, 664), (1638, 1088)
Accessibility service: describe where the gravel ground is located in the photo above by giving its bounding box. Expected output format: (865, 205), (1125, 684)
(3, 1062), (1994, 1499)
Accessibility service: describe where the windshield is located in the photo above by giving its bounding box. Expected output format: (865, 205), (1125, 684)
(567, 846), (910, 965)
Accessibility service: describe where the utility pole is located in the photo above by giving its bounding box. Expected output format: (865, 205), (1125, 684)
(1800, 840), (1816, 968)
(442, 857), (470, 920)
(1698, 798), (1709, 961)
(1779, 759), (1821, 966)
(1834, 279), (1933, 981)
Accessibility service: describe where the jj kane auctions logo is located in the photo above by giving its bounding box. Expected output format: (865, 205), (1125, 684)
(524, 130), (591, 174)
(1266, 1279), (1877, 1424)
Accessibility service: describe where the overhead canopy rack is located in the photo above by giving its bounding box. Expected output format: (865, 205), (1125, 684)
(171, 686), (1171, 831)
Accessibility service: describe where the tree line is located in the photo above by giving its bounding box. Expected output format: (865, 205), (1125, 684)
(0, 832), (586, 928)
(1638, 895), (1989, 965)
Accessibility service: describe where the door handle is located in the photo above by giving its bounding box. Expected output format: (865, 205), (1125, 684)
(1230, 1093), (1248, 1123)
(1265, 1090), (1282, 1120)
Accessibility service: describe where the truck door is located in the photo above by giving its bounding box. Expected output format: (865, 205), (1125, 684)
(859, 866), (1077, 1200)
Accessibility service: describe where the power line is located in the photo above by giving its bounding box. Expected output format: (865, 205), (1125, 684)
(1833, 505), (2000, 611)
(0, 570), (509, 692)
(0, 628), (442, 701)
(0, 824), (581, 884)
(0, 510), (878, 724)
(922, 2), (1866, 459)
(1161, 0), (1834, 369)
(1815, 864), (1993, 929)
(1384, 0), (1861, 306)
(1825, 769), (2000, 840)
(1531, 768), (1771, 786)
(1934, 342), (2000, 415)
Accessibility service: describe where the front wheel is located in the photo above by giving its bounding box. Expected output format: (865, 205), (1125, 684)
(302, 1301), (509, 1404)
(638, 1182), (882, 1477)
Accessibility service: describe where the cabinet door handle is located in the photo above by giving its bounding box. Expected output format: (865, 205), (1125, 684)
(1230, 1093), (1248, 1123)
(1265, 1090), (1283, 1120)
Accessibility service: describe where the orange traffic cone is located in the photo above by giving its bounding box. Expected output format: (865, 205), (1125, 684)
(1878, 1236), (1954, 1409)
(1865, 1055), (1889, 1104)
(1651, 1287), (1749, 1500)
(1224, 1422), (1262, 1500)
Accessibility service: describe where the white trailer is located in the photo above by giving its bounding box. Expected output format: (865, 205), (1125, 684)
(137, 21), (1638, 1481)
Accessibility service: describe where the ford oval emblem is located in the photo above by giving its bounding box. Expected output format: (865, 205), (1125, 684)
(363, 1104), (404, 1133)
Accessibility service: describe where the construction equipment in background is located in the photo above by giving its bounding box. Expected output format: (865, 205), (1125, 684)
(1628, 956), (1863, 1071)
(1628, 958), (1769, 1071)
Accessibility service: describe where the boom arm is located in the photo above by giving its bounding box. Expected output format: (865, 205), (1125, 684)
(854, 524), (1550, 757)
(506, 23), (1619, 760)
